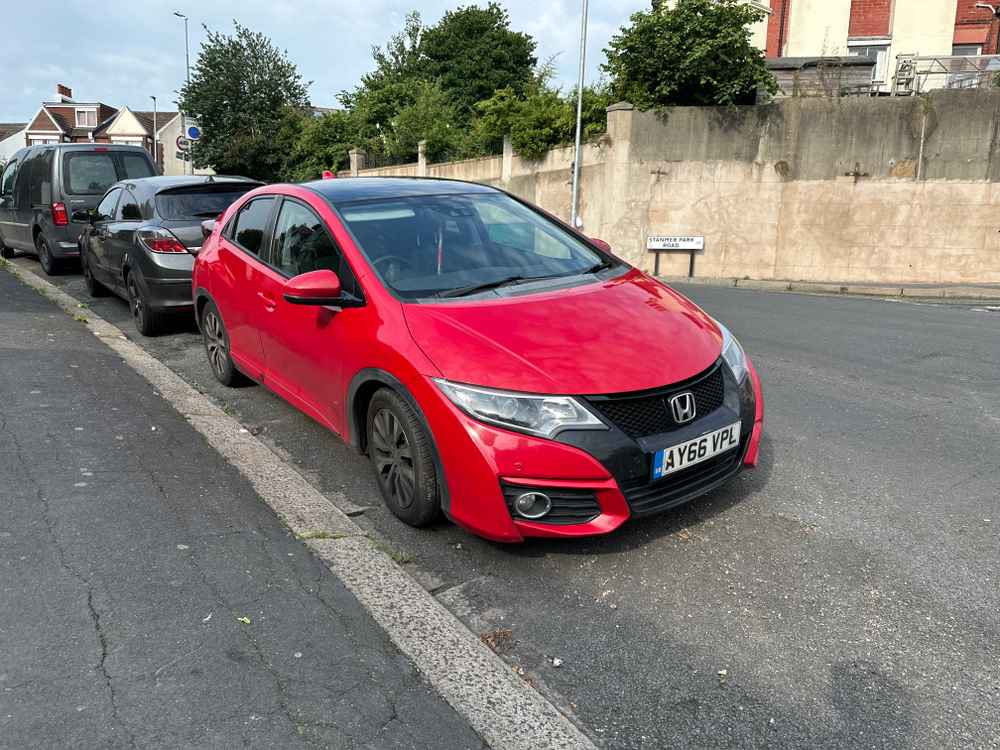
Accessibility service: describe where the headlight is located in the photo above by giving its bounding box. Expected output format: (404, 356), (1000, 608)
(716, 321), (748, 383)
(434, 380), (607, 438)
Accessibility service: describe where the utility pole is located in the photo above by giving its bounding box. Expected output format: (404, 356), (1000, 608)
(570, 0), (589, 230)
(151, 96), (158, 172)
(174, 11), (192, 175)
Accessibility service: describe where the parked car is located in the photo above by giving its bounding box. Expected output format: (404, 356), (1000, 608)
(192, 178), (764, 542)
(78, 176), (262, 335)
(0, 144), (157, 274)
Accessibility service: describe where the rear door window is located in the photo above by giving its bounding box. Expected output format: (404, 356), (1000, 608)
(155, 187), (256, 220)
(116, 190), (142, 221)
(229, 198), (275, 257)
(27, 150), (54, 205)
(64, 153), (118, 195)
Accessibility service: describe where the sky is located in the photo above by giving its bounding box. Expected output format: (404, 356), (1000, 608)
(1, 0), (641, 123)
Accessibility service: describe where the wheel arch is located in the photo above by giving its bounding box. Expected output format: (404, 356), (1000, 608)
(347, 368), (452, 514)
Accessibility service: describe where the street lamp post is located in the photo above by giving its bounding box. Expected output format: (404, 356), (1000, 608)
(570, 0), (589, 230)
(151, 95), (158, 172)
(174, 11), (192, 175)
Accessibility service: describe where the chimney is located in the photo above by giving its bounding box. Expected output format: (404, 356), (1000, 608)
(56, 84), (73, 100)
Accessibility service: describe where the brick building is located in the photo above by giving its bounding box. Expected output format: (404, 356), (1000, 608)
(24, 85), (118, 146)
(763, 0), (999, 89)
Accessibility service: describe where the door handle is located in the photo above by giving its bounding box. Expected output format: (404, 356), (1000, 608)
(257, 291), (277, 311)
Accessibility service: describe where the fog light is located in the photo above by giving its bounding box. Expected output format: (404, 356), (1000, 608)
(514, 491), (552, 520)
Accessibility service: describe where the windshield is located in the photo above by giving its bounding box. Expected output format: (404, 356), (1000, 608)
(156, 187), (256, 220)
(338, 192), (612, 300)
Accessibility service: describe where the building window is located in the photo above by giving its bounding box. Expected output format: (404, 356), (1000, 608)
(848, 41), (890, 84)
(952, 44), (983, 57)
(75, 109), (98, 127)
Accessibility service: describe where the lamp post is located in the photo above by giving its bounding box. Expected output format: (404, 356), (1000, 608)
(174, 11), (192, 175)
(150, 96), (158, 172)
(570, 0), (589, 230)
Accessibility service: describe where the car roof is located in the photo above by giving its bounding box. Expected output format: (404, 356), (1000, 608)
(302, 177), (500, 206)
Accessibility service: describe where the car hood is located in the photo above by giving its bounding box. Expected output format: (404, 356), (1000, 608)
(403, 270), (723, 395)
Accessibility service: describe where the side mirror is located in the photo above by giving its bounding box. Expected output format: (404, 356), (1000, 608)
(589, 237), (612, 252)
(71, 208), (93, 223)
(283, 269), (343, 306)
(200, 218), (217, 240)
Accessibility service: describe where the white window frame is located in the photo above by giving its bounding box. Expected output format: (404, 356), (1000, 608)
(847, 38), (892, 85)
(75, 108), (98, 128)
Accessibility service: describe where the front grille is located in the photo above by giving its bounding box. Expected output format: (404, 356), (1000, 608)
(501, 483), (602, 525)
(587, 364), (726, 439)
(621, 442), (744, 517)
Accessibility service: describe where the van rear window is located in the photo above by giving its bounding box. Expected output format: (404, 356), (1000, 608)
(64, 153), (118, 195)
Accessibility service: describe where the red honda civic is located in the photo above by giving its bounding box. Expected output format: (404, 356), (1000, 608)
(192, 178), (764, 542)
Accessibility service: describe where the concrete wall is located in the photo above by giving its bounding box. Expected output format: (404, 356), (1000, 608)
(356, 90), (1000, 285)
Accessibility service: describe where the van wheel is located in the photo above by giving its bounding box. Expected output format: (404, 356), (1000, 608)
(126, 272), (162, 336)
(81, 249), (108, 297)
(0, 236), (13, 259)
(367, 388), (441, 527)
(35, 234), (60, 275)
(200, 300), (246, 386)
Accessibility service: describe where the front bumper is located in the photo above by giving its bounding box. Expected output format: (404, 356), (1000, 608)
(426, 359), (764, 543)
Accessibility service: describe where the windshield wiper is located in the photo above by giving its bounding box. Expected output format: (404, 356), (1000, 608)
(439, 272), (576, 298)
(583, 259), (613, 274)
(438, 275), (529, 298)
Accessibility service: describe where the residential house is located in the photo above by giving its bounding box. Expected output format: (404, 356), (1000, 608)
(765, 0), (1000, 90)
(24, 84), (117, 146)
(0, 123), (27, 163)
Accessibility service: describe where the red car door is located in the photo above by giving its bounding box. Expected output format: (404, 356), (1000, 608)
(210, 196), (277, 381)
(255, 196), (366, 434)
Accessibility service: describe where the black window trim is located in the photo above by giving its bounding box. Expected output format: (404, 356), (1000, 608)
(0, 156), (21, 197)
(225, 195), (279, 260)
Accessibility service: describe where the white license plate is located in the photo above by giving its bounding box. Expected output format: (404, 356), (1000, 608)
(651, 422), (741, 480)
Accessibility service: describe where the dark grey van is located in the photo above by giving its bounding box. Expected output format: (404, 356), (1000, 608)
(0, 143), (156, 274)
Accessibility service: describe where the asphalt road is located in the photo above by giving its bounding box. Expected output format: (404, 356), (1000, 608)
(0, 269), (485, 749)
(9, 256), (1000, 749)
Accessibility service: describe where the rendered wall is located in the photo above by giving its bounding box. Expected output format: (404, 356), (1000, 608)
(357, 91), (1000, 284)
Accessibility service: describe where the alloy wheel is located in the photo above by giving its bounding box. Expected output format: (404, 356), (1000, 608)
(203, 310), (228, 378)
(370, 408), (416, 510)
(128, 276), (143, 325)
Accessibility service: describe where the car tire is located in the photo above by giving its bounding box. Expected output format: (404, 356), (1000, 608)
(81, 249), (108, 297)
(200, 300), (246, 386)
(0, 235), (13, 260)
(126, 272), (162, 336)
(367, 388), (441, 527)
(35, 234), (60, 276)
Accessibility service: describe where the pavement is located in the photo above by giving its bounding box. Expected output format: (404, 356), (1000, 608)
(0, 269), (486, 749)
(5, 255), (1000, 749)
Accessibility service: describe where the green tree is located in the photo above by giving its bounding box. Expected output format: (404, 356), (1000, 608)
(284, 110), (357, 181)
(474, 84), (612, 161)
(603, 0), (776, 109)
(179, 21), (310, 179)
(385, 81), (465, 163)
(419, 3), (537, 119)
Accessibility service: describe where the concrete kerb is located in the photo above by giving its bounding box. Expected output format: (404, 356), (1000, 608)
(1, 260), (597, 750)
(661, 275), (1000, 301)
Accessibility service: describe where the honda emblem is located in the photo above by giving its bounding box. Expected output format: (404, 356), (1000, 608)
(669, 392), (697, 424)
